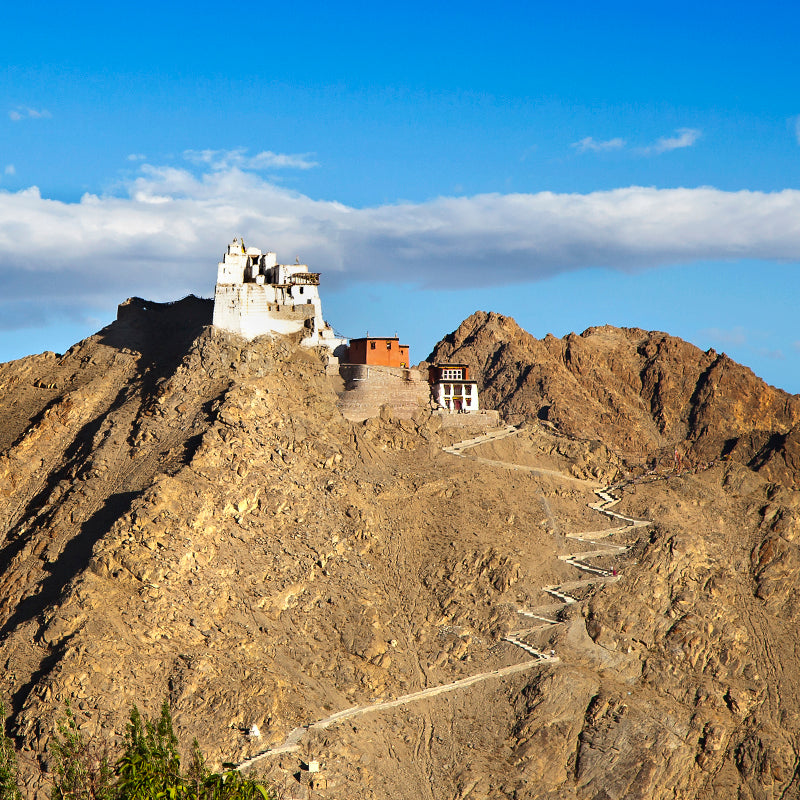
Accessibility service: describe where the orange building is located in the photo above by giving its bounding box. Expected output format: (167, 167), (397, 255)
(348, 336), (410, 368)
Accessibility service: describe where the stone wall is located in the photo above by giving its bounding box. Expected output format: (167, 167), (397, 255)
(434, 409), (501, 429)
(213, 284), (316, 339)
(337, 364), (432, 421)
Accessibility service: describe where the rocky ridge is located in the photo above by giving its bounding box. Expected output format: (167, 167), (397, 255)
(429, 311), (800, 479)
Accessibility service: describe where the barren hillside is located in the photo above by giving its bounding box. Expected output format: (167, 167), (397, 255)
(1, 301), (799, 799)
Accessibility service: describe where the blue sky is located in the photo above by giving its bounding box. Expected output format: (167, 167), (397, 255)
(2, 0), (800, 391)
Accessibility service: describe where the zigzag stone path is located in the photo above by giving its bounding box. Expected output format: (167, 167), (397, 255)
(447, 427), (651, 656)
(236, 424), (651, 772)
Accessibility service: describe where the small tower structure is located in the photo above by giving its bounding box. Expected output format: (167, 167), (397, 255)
(212, 238), (346, 355)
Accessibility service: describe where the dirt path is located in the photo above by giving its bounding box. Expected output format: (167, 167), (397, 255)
(440, 425), (520, 455)
(237, 658), (545, 770)
(235, 424), (652, 772)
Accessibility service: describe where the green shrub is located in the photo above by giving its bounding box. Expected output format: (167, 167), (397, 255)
(115, 702), (183, 799)
(50, 704), (114, 800)
(0, 701), (21, 800)
(50, 701), (273, 800)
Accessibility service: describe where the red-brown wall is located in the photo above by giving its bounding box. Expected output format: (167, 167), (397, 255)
(428, 364), (470, 383)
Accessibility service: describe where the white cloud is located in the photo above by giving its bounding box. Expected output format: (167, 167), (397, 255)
(572, 136), (626, 153)
(756, 347), (785, 360)
(2, 165), (800, 329)
(3, 165), (14, 176)
(701, 326), (749, 347)
(8, 106), (52, 122)
(642, 128), (701, 155)
(249, 151), (319, 170)
(182, 148), (318, 171)
(127, 153), (147, 162)
(573, 129), (701, 157)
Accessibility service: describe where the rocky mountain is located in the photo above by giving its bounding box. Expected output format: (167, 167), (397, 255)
(429, 311), (800, 486)
(1, 301), (800, 799)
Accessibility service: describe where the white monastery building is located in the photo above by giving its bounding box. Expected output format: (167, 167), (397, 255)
(212, 238), (346, 355)
(428, 363), (481, 412)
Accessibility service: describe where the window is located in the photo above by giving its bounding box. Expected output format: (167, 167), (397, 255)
(444, 384), (451, 395)
(386, 341), (392, 350)
(370, 341), (376, 350)
(442, 368), (463, 380)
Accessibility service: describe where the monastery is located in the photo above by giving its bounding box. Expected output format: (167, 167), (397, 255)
(428, 363), (480, 413)
(212, 238), (347, 356)
(211, 238), (495, 424)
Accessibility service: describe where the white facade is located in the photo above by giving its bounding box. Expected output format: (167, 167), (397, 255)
(212, 238), (346, 354)
(431, 380), (480, 412)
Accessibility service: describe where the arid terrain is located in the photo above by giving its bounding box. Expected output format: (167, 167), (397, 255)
(1, 299), (800, 799)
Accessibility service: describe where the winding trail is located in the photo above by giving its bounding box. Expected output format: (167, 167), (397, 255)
(235, 424), (651, 771)
(508, 486), (650, 644)
(236, 658), (542, 770)
(445, 427), (651, 662)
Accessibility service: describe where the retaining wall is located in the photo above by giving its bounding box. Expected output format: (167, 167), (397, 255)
(337, 364), (432, 421)
(435, 409), (501, 429)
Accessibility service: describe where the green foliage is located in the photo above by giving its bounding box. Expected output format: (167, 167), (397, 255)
(48, 701), (274, 800)
(50, 703), (114, 800)
(0, 701), (21, 800)
(116, 702), (182, 798)
(189, 770), (272, 800)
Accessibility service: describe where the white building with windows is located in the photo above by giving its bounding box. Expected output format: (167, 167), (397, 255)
(428, 363), (480, 412)
(212, 238), (346, 355)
